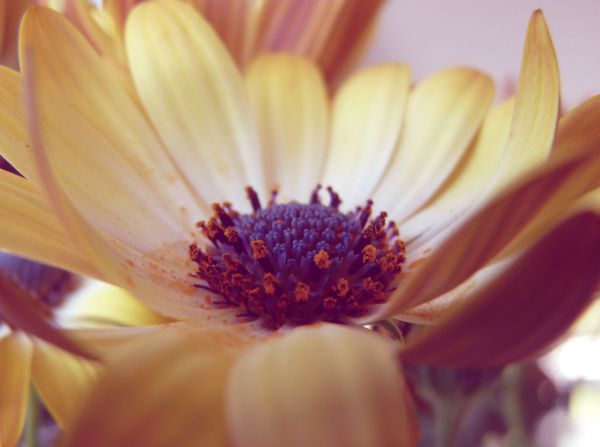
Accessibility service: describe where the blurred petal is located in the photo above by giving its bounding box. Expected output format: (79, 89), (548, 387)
(226, 324), (418, 447)
(0, 271), (96, 360)
(373, 68), (494, 221)
(401, 98), (514, 247)
(552, 95), (600, 159)
(56, 280), (166, 328)
(490, 10), (559, 190)
(400, 211), (600, 367)
(321, 64), (410, 205)
(21, 6), (203, 252)
(31, 339), (98, 428)
(0, 0), (32, 69)
(376, 108), (600, 319)
(0, 333), (32, 447)
(0, 170), (101, 279)
(246, 54), (328, 200)
(64, 327), (249, 447)
(126, 0), (263, 207)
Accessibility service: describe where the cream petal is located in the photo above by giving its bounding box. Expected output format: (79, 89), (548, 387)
(226, 324), (418, 447)
(64, 326), (249, 447)
(246, 54), (328, 201)
(0, 170), (101, 279)
(488, 10), (559, 190)
(321, 64), (410, 206)
(373, 116), (600, 319)
(373, 67), (494, 221)
(21, 6), (203, 253)
(125, 0), (263, 208)
(400, 211), (600, 367)
(0, 333), (32, 447)
(31, 339), (98, 428)
(400, 98), (514, 248)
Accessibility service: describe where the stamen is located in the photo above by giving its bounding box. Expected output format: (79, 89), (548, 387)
(189, 186), (406, 329)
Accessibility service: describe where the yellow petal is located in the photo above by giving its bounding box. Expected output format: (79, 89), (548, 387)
(226, 324), (418, 447)
(552, 95), (600, 159)
(0, 170), (101, 279)
(64, 326), (247, 447)
(55, 280), (166, 328)
(125, 0), (263, 207)
(321, 64), (411, 206)
(376, 97), (600, 319)
(489, 10), (559, 190)
(246, 54), (328, 201)
(373, 67), (495, 221)
(401, 98), (514, 249)
(0, 333), (32, 447)
(400, 211), (600, 367)
(21, 6), (203, 252)
(0, 0), (32, 69)
(31, 339), (98, 428)
(0, 67), (38, 181)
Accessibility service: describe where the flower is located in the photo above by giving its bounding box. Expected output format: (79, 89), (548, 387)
(0, 253), (164, 446)
(62, 0), (385, 83)
(1, 1), (600, 445)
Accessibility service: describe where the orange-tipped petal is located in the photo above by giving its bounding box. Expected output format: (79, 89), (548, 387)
(376, 96), (600, 320)
(226, 324), (418, 447)
(0, 333), (32, 447)
(400, 211), (600, 367)
(64, 326), (249, 447)
(0, 270), (96, 360)
(490, 10), (560, 190)
(246, 54), (328, 201)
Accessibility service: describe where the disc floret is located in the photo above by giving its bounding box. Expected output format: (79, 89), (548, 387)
(189, 186), (406, 329)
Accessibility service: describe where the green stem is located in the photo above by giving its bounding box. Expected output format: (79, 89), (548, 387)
(24, 385), (39, 447)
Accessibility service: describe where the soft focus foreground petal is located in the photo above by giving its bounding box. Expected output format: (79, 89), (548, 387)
(400, 98), (514, 247)
(246, 54), (328, 201)
(31, 339), (98, 428)
(376, 103), (600, 319)
(21, 6), (202, 251)
(321, 64), (410, 206)
(489, 10), (559, 190)
(373, 68), (494, 221)
(0, 67), (38, 181)
(0, 333), (31, 447)
(56, 280), (166, 328)
(126, 0), (263, 208)
(0, 271), (96, 360)
(226, 324), (418, 447)
(552, 95), (600, 159)
(400, 211), (600, 367)
(0, 170), (101, 279)
(64, 327), (249, 447)
(255, 0), (385, 83)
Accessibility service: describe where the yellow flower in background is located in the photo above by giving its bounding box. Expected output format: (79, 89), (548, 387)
(0, 1), (599, 445)
(0, 254), (164, 446)
(62, 0), (385, 83)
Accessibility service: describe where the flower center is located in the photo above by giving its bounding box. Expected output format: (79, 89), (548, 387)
(189, 186), (406, 329)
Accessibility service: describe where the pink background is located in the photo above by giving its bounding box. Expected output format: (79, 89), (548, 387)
(362, 0), (600, 108)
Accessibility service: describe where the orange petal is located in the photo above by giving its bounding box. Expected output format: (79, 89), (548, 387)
(226, 324), (418, 447)
(552, 95), (600, 159)
(64, 326), (249, 447)
(0, 0), (32, 69)
(245, 54), (328, 201)
(376, 97), (600, 319)
(0, 333), (32, 447)
(400, 211), (600, 367)
(0, 170), (102, 279)
(0, 271), (96, 360)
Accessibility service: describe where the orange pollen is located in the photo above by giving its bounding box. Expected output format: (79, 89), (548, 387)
(263, 273), (278, 295)
(224, 226), (239, 243)
(361, 244), (377, 263)
(251, 240), (269, 260)
(294, 282), (311, 303)
(335, 278), (350, 297)
(313, 250), (332, 269)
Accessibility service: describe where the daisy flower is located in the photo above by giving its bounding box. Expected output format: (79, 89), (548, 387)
(62, 0), (385, 83)
(1, 1), (599, 445)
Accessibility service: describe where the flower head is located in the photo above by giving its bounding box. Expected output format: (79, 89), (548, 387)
(0, 1), (599, 444)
